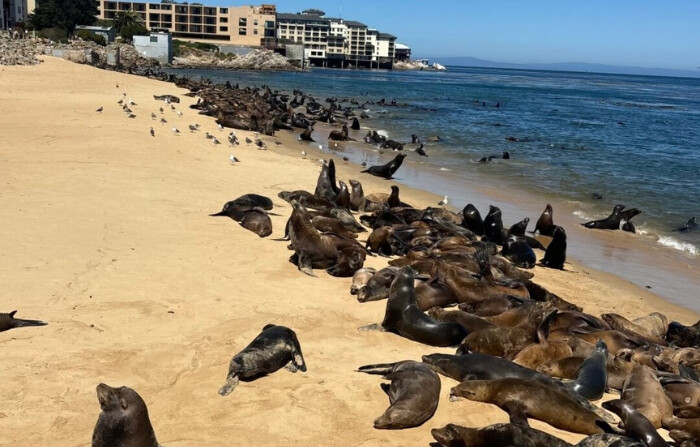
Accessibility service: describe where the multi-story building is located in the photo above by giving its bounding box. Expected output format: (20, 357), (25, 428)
(394, 43), (411, 61)
(2, 0), (35, 29)
(275, 11), (330, 64)
(97, 1), (276, 47)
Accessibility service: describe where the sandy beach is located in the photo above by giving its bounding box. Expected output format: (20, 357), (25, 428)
(0, 57), (697, 446)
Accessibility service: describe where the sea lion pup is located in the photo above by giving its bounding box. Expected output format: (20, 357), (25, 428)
(601, 400), (669, 447)
(415, 143), (428, 157)
(350, 268), (376, 295)
(461, 204), (485, 236)
(360, 266), (469, 347)
(532, 203), (555, 236)
(92, 383), (160, 447)
(219, 324), (306, 396)
(431, 423), (572, 447)
(541, 225), (567, 269)
(314, 159), (339, 203)
(0, 310), (47, 332)
(501, 235), (536, 268)
(621, 364), (673, 428)
(299, 125), (314, 141)
(570, 340), (608, 400)
(449, 378), (609, 435)
(664, 417), (700, 445)
(210, 193), (274, 220)
(336, 181), (351, 209)
(351, 117), (360, 130)
(328, 124), (349, 141)
(356, 361), (440, 429)
(239, 207), (273, 237)
(582, 204), (626, 230)
(665, 320), (700, 348)
(361, 153), (407, 179)
(348, 179), (365, 211)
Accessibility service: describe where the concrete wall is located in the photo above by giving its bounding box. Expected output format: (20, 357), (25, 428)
(133, 33), (172, 64)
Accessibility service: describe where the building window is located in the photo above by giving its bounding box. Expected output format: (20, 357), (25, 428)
(150, 35), (158, 42)
(253, 29), (258, 35)
(239, 27), (246, 35)
(220, 8), (228, 14)
(220, 17), (228, 23)
(253, 20), (258, 26)
(239, 18), (247, 26)
(220, 26), (228, 32)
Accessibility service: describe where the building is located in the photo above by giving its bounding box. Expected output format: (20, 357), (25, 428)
(2, 0), (35, 29)
(275, 11), (330, 65)
(133, 31), (172, 63)
(97, 1), (276, 47)
(75, 25), (117, 43)
(394, 42), (411, 61)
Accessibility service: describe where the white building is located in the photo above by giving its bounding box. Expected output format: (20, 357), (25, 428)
(2, 0), (35, 29)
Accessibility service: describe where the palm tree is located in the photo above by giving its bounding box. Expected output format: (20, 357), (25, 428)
(113, 9), (143, 34)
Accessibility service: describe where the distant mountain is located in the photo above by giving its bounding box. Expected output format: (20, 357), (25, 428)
(427, 56), (700, 78)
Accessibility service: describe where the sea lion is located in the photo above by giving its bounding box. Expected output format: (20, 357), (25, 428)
(659, 375), (700, 409)
(351, 117), (360, 130)
(348, 179), (365, 211)
(449, 378), (608, 435)
(357, 266), (399, 302)
(415, 143), (428, 157)
(314, 159), (339, 203)
(350, 268), (376, 295)
(601, 313), (667, 346)
(210, 194), (274, 220)
(483, 205), (507, 245)
(431, 423), (572, 447)
(620, 208), (642, 223)
(0, 310), (47, 332)
(622, 221), (636, 233)
(538, 356), (630, 391)
(632, 312), (669, 339)
(311, 216), (358, 239)
(300, 126), (315, 142)
(361, 153), (407, 179)
(239, 208), (273, 237)
(92, 383), (159, 447)
(218, 324), (306, 396)
(362, 266), (469, 347)
(336, 181), (351, 209)
(533, 204), (555, 236)
(329, 124), (349, 141)
(513, 309), (574, 370)
(601, 399), (669, 447)
(356, 361), (440, 429)
(462, 204), (485, 235)
(674, 217), (697, 232)
(502, 235), (536, 268)
(541, 225), (567, 269)
(582, 205), (625, 230)
(663, 417), (700, 445)
(621, 364), (673, 428)
(278, 190), (335, 210)
(665, 320), (700, 348)
(570, 340), (608, 400)
(508, 217), (530, 236)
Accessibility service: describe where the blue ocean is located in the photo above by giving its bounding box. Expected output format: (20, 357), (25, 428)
(169, 65), (700, 258)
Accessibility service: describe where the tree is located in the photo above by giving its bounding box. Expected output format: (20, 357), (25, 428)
(113, 9), (143, 34)
(28, 0), (98, 33)
(119, 22), (149, 43)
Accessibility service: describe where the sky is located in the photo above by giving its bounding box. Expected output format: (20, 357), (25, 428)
(197, 0), (699, 71)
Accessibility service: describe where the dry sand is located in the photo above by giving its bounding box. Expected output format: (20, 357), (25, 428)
(0, 57), (697, 446)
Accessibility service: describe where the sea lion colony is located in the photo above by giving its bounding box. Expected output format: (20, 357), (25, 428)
(4, 78), (700, 447)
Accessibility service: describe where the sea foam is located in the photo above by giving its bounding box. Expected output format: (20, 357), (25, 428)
(657, 236), (699, 256)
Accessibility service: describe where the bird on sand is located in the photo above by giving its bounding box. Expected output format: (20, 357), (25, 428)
(177, 111), (183, 118)
(217, 123), (224, 131)
(96, 106), (103, 112)
(188, 124), (199, 132)
(205, 132), (214, 140)
(438, 195), (449, 207)
(256, 140), (267, 150)
(212, 138), (221, 145)
(172, 127), (180, 135)
(150, 127), (155, 137)
(245, 137), (252, 144)
(229, 154), (239, 163)
(117, 99), (124, 105)
(160, 118), (167, 125)
(301, 150), (307, 159)
(151, 112), (157, 120)
(127, 113), (136, 118)
(342, 156), (349, 163)
(159, 107), (164, 114)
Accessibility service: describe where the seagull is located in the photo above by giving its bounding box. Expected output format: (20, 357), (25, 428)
(127, 113), (136, 118)
(318, 144), (323, 150)
(159, 107), (164, 114)
(301, 150), (307, 159)
(117, 99), (124, 105)
(177, 111), (183, 118)
(342, 156), (349, 163)
(256, 140), (267, 150)
(229, 154), (239, 163)
(128, 98), (136, 106)
(151, 112), (157, 120)
(170, 104), (176, 111)
(188, 124), (199, 132)
(116, 83), (119, 88)
(438, 195), (449, 207)
(205, 132), (214, 140)
(150, 127), (155, 137)
(212, 138), (221, 145)
(124, 107), (132, 114)
(160, 118), (167, 125)
(245, 137), (252, 144)
(217, 123), (224, 131)
(172, 127), (180, 135)
(96, 106), (103, 112)
(228, 133), (238, 146)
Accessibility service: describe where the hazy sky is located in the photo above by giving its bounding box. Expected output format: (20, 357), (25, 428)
(202, 0), (698, 70)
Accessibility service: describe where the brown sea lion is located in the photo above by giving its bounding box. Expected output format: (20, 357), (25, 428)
(336, 180), (351, 209)
(210, 193), (274, 221)
(537, 355), (631, 391)
(239, 207), (273, 237)
(602, 313), (668, 346)
(666, 320), (700, 348)
(92, 383), (160, 447)
(663, 417), (700, 446)
(0, 310), (47, 332)
(314, 159), (339, 203)
(659, 375), (700, 409)
(533, 203), (555, 236)
(513, 309), (573, 370)
(621, 364), (673, 428)
(219, 324), (306, 396)
(431, 423), (572, 447)
(449, 378), (608, 435)
(632, 312), (669, 340)
(348, 179), (365, 212)
(356, 361), (440, 429)
(311, 215), (358, 239)
(601, 399), (669, 447)
(350, 268), (376, 295)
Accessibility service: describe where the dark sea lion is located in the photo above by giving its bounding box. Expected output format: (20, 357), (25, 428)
(508, 217), (530, 236)
(620, 208), (642, 222)
(288, 200), (341, 276)
(621, 221), (636, 233)
(361, 153), (407, 179)
(0, 310), (47, 332)
(92, 383), (159, 447)
(538, 356), (630, 391)
(665, 320), (700, 348)
(350, 268), (376, 295)
(621, 364), (673, 428)
(601, 399), (669, 447)
(533, 203), (555, 236)
(541, 225), (567, 269)
(299, 125), (315, 141)
(239, 208), (273, 237)
(218, 324), (306, 396)
(278, 190), (334, 210)
(663, 417), (700, 445)
(314, 159), (339, 203)
(575, 434), (644, 447)
(329, 207), (366, 233)
(415, 143), (428, 157)
(674, 216), (697, 232)
(570, 340), (608, 400)
(449, 378), (608, 435)
(461, 204), (485, 235)
(356, 360), (440, 429)
(364, 266), (469, 347)
(336, 181), (351, 209)
(483, 205), (507, 245)
(431, 423), (572, 447)
(311, 216), (358, 239)
(210, 194), (273, 220)
(351, 117), (360, 130)
(502, 235), (536, 268)
(582, 205), (626, 230)
(348, 179), (365, 211)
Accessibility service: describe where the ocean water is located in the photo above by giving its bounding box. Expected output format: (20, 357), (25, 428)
(170, 65), (699, 255)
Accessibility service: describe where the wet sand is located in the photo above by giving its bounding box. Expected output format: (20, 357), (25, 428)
(0, 57), (697, 446)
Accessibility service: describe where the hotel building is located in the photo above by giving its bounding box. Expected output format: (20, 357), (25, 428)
(1, 0), (35, 29)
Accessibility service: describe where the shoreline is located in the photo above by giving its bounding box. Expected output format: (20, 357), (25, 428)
(0, 56), (697, 446)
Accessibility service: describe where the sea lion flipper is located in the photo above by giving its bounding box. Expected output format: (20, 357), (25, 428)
(503, 401), (530, 427)
(356, 362), (399, 375)
(297, 255), (317, 277)
(218, 374), (240, 396)
(358, 323), (384, 332)
(284, 362), (299, 373)
(595, 420), (622, 435)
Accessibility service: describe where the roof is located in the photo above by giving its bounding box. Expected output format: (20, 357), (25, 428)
(276, 12), (330, 24)
(343, 20), (367, 28)
(377, 32), (396, 40)
(75, 25), (113, 31)
(395, 43), (411, 50)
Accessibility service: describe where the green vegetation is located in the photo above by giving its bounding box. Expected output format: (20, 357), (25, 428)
(111, 10), (149, 43)
(29, 0), (98, 33)
(37, 27), (68, 43)
(173, 39), (220, 57)
(75, 29), (107, 46)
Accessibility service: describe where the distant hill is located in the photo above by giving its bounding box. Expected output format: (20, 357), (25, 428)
(427, 56), (700, 78)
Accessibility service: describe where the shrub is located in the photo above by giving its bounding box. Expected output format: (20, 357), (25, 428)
(75, 29), (107, 46)
(119, 22), (149, 43)
(38, 27), (68, 43)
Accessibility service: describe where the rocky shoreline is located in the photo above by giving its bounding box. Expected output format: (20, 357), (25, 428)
(172, 47), (300, 71)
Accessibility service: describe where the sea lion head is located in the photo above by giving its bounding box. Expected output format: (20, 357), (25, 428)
(449, 380), (490, 402)
(432, 424), (477, 446)
(421, 354), (460, 378)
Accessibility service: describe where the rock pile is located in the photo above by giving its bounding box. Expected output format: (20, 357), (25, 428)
(0, 33), (43, 66)
(173, 48), (298, 71)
